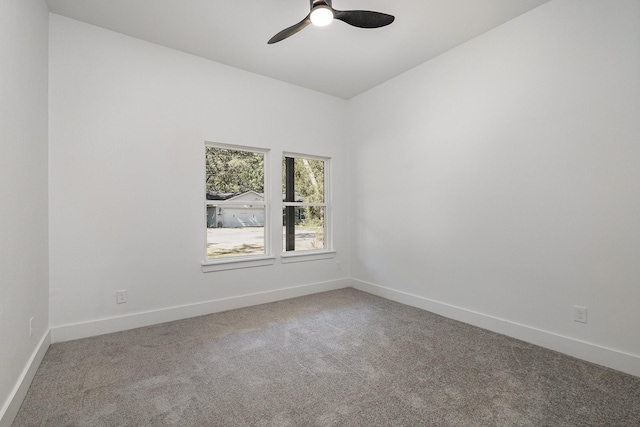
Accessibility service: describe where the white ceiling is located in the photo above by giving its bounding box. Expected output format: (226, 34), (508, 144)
(46, 0), (551, 99)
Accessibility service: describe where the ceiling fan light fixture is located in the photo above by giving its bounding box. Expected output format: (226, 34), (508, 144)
(268, 0), (394, 44)
(310, 6), (333, 26)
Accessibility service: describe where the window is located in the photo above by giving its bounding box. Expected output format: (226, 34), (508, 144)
(203, 143), (273, 270)
(282, 154), (331, 256)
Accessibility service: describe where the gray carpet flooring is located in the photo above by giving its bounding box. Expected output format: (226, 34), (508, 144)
(13, 288), (640, 426)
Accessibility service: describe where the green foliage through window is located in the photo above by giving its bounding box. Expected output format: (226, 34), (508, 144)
(206, 147), (264, 194)
(281, 157), (324, 203)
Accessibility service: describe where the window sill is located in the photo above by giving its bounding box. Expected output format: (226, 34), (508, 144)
(280, 250), (336, 264)
(202, 256), (276, 272)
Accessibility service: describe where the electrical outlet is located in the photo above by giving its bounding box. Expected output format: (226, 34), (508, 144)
(336, 261), (341, 271)
(574, 306), (587, 324)
(116, 290), (127, 304)
(29, 317), (34, 338)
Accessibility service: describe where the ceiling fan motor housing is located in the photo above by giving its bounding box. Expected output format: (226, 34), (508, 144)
(312, 0), (332, 8)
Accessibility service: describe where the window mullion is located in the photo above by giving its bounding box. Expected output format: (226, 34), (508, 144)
(285, 156), (296, 251)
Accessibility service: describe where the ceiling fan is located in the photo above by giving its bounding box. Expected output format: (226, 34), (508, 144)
(268, 0), (395, 44)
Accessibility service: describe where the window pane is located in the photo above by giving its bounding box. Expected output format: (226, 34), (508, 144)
(282, 206), (325, 251)
(282, 157), (324, 203)
(206, 147), (264, 195)
(206, 205), (265, 259)
(205, 144), (267, 262)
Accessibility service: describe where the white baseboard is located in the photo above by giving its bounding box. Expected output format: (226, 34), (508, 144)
(351, 279), (640, 378)
(51, 278), (350, 343)
(0, 330), (51, 427)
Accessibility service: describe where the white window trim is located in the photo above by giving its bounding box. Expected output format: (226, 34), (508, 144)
(202, 256), (276, 272)
(202, 142), (271, 272)
(281, 152), (333, 257)
(281, 250), (336, 264)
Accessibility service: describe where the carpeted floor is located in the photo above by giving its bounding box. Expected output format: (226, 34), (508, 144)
(13, 288), (640, 426)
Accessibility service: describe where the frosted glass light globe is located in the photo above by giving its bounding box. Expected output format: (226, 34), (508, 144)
(310, 6), (333, 26)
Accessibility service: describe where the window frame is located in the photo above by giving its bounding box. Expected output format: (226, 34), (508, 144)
(281, 152), (335, 263)
(202, 142), (274, 272)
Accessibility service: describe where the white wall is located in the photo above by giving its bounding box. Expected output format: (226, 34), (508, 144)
(349, 0), (640, 375)
(48, 15), (350, 338)
(0, 0), (50, 423)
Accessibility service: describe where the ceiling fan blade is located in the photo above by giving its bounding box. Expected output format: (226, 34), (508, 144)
(334, 10), (394, 28)
(268, 15), (311, 44)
